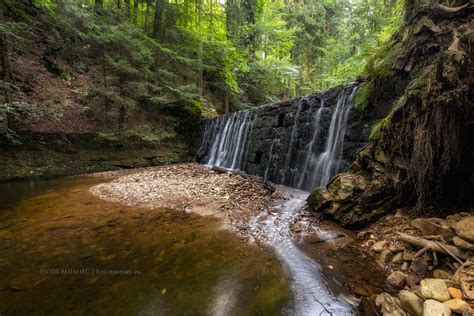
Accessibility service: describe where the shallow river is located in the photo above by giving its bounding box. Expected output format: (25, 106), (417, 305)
(0, 176), (384, 315)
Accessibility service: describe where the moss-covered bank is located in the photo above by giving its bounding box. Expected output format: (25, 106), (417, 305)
(308, 0), (474, 227)
(0, 132), (188, 182)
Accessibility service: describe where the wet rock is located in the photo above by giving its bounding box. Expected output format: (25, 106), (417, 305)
(329, 173), (367, 201)
(373, 240), (387, 253)
(386, 271), (407, 289)
(423, 299), (451, 316)
(10, 273), (42, 291)
(448, 287), (462, 300)
(452, 236), (474, 251)
(399, 290), (423, 316)
(392, 252), (404, 264)
(307, 187), (333, 213)
(410, 257), (428, 276)
(455, 217), (474, 242)
(407, 273), (423, 288)
(420, 279), (451, 302)
(375, 293), (407, 316)
(443, 298), (471, 314)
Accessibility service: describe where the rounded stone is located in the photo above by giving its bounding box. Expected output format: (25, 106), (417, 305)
(423, 299), (451, 316)
(386, 271), (407, 290)
(448, 287), (462, 299)
(420, 278), (451, 302)
(399, 290), (423, 316)
(455, 217), (474, 242)
(444, 298), (471, 313)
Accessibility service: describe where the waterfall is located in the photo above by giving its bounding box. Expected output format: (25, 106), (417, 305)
(199, 84), (358, 192)
(311, 86), (357, 188)
(199, 110), (255, 170)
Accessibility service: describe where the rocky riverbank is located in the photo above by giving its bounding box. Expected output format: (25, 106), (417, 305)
(89, 163), (473, 314)
(357, 211), (474, 315)
(90, 163), (283, 240)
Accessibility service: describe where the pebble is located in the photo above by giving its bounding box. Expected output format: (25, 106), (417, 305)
(420, 278), (451, 302)
(386, 271), (407, 289)
(375, 293), (407, 316)
(423, 299), (451, 316)
(373, 240), (387, 253)
(399, 290), (423, 316)
(433, 269), (452, 280)
(448, 287), (462, 299)
(455, 217), (474, 242)
(444, 298), (471, 313)
(452, 236), (474, 251)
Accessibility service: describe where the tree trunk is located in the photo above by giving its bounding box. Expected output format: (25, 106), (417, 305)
(144, 0), (151, 34)
(197, 0), (203, 99)
(124, 0), (130, 16)
(95, 0), (103, 8)
(102, 49), (109, 127)
(117, 0), (121, 9)
(133, 0), (140, 22)
(119, 104), (125, 130)
(152, 0), (165, 40)
(0, 3), (13, 130)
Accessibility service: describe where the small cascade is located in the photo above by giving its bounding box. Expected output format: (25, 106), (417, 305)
(311, 86), (357, 188)
(296, 99), (325, 189)
(281, 99), (303, 184)
(199, 110), (255, 170)
(199, 84), (358, 191)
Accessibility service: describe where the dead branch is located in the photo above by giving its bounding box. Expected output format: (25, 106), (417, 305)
(397, 232), (468, 260)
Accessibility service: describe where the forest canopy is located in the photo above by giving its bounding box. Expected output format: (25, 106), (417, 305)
(1, 0), (403, 119)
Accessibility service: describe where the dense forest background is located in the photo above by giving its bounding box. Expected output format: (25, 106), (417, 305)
(1, 0), (402, 136)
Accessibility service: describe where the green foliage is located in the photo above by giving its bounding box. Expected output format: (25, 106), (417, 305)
(2, 129), (23, 146)
(369, 116), (390, 141)
(354, 82), (370, 113)
(6, 0), (405, 125)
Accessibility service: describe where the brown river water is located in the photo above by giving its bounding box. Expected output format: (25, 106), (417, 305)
(0, 176), (386, 315)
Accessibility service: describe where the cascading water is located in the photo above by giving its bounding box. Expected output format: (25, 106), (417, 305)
(311, 87), (357, 188)
(200, 110), (255, 170)
(199, 84), (359, 315)
(199, 84), (357, 190)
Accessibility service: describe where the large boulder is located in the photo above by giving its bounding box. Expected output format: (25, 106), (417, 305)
(419, 279), (451, 302)
(306, 187), (333, 213)
(455, 217), (474, 242)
